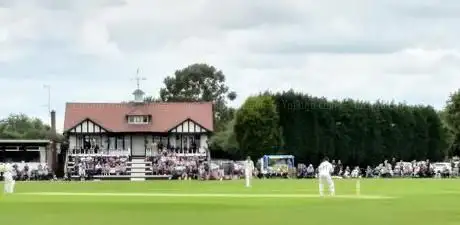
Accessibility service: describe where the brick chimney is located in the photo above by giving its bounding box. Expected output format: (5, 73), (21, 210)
(51, 110), (56, 136)
(49, 110), (57, 173)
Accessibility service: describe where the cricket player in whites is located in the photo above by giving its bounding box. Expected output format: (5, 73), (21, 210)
(245, 156), (254, 187)
(318, 157), (335, 196)
(2, 163), (15, 194)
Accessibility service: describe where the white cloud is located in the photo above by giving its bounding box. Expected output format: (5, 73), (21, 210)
(0, 0), (459, 132)
(75, 19), (122, 58)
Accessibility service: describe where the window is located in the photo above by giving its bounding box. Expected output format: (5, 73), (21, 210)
(128, 115), (150, 124)
(124, 135), (131, 150)
(116, 136), (124, 150)
(109, 137), (116, 150)
(76, 135), (84, 149)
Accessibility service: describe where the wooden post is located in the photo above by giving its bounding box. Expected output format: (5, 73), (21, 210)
(180, 134), (183, 153)
(0, 145), (4, 162)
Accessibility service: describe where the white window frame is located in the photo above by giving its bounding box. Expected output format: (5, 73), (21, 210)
(128, 115), (149, 124)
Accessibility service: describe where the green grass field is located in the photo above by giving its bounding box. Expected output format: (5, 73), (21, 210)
(1, 179), (460, 225)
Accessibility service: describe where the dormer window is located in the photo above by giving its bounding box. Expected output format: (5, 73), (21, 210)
(128, 115), (150, 124)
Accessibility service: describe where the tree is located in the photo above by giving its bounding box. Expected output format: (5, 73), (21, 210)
(0, 114), (51, 139)
(227, 91), (237, 101)
(273, 91), (445, 165)
(444, 90), (460, 132)
(143, 96), (162, 103)
(159, 63), (236, 131)
(160, 63), (233, 103)
(438, 110), (453, 154)
(234, 95), (281, 159)
(443, 90), (460, 156)
(209, 117), (239, 155)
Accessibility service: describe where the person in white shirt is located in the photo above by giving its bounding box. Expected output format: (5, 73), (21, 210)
(2, 163), (15, 194)
(245, 156), (254, 187)
(318, 157), (335, 196)
(351, 166), (360, 178)
(78, 162), (86, 180)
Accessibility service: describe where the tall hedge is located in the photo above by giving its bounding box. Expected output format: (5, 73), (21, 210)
(273, 90), (446, 166)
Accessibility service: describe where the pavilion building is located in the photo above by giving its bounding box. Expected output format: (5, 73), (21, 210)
(63, 87), (214, 180)
(63, 89), (213, 157)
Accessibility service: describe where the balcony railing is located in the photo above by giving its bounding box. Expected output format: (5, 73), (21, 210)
(69, 148), (130, 156)
(146, 148), (207, 157)
(69, 147), (207, 157)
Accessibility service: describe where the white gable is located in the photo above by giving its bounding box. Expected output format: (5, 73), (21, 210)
(170, 119), (207, 133)
(69, 119), (106, 133)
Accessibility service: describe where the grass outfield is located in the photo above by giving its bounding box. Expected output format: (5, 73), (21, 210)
(1, 179), (460, 225)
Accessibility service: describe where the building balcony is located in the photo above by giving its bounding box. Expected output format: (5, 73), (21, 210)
(69, 148), (130, 157)
(69, 147), (207, 157)
(146, 147), (207, 157)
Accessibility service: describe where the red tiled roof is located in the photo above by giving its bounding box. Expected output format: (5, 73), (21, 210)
(64, 102), (213, 133)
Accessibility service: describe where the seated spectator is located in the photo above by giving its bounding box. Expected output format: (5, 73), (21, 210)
(393, 164), (401, 177)
(306, 164), (315, 178)
(95, 163), (102, 175)
(453, 165), (459, 177)
(68, 155), (128, 177)
(366, 166), (373, 178)
(351, 166), (360, 178)
(343, 166), (351, 178)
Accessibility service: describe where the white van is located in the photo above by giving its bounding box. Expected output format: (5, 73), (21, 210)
(431, 162), (452, 174)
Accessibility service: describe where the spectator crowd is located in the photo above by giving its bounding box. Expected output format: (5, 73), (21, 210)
(66, 148), (460, 181)
(66, 148), (207, 180)
(296, 157), (460, 179)
(148, 150), (205, 179)
(67, 155), (129, 179)
(0, 162), (53, 181)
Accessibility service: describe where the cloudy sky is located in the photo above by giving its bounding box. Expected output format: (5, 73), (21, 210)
(1, 0), (460, 132)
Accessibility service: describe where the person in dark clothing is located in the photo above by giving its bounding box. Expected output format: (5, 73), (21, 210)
(391, 158), (397, 170)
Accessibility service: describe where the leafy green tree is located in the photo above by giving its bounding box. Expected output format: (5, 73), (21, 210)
(444, 89), (460, 133)
(234, 95), (281, 159)
(438, 110), (453, 156)
(443, 90), (460, 156)
(209, 118), (239, 155)
(159, 63), (234, 103)
(159, 63), (236, 131)
(0, 114), (51, 139)
(143, 96), (162, 102)
(227, 91), (237, 101)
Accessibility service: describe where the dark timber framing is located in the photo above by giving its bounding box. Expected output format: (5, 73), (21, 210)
(66, 118), (108, 134)
(169, 118), (209, 133)
(65, 118), (210, 157)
